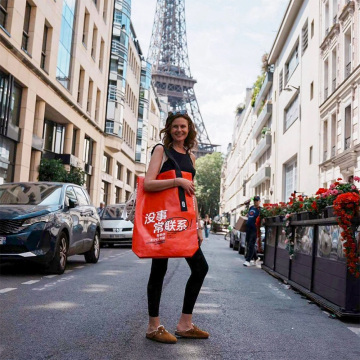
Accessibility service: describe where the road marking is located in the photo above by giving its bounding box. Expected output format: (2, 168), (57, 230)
(267, 284), (292, 300)
(195, 303), (221, 308)
(44, 275), (58, 279)
(348, 327), (360, 337)
(21, 280), (40, 285)
(0, 288), (17, 294)
(194, 308), (220, 314)
(32, 275), (74, 291)
(64, 270), (73, 273)
(74, 266), (85, 269)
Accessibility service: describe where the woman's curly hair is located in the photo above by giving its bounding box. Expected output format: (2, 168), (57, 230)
(160, 112), (198, 152)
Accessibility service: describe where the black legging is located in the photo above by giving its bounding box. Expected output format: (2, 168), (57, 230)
(147, 247), (209, 317)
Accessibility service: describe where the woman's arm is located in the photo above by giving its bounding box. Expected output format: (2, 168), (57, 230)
(144, 145), (195, 195)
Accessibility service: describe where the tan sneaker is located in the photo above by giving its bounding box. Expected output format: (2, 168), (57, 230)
(175, 324), (209, 339)
(146, 325), (177, 344)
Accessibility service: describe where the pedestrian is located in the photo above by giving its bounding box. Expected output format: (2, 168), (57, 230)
(97, 201), (105, 217)
(203, 214), (211, 240)
(143, 110), (209, 344)
(243, 196), (261, 267)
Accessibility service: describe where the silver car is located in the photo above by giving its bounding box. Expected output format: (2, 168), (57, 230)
(100, 204), (133, 247)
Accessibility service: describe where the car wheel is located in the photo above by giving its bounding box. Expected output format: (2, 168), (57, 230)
(47, 232), (68, 275)
(84, 232), (100, 263)
(108, 243), (114, 248)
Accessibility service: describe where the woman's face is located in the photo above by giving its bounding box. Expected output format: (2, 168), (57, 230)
(170, 117), (189, 142)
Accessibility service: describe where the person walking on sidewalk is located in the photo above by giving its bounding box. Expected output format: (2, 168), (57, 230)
(243, 196), (261, 267)
(203, 214), (211, 240)
(143, 110), (209, 344)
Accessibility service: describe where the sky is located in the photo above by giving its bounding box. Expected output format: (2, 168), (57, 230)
(131, 0), (290, 153)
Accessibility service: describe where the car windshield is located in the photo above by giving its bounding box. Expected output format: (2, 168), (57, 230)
(102, 205), (125, 220)
(0, 183), (62, 205)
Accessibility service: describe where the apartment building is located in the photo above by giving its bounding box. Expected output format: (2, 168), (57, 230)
(220, 89), (256, 226)
(0, 0), (161, 206)
(319, 0), (360, 185)
(268, 0), (321, 203)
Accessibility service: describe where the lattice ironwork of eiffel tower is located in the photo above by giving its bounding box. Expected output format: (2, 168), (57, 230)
(147, 0), (218, 156)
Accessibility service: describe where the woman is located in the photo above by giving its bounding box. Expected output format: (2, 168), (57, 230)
(144, 110), (209, 344)
(203, 214), (211, 240)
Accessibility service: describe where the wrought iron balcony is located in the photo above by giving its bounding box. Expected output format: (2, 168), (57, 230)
(252, 103), (272, 138)
(250, 166), (271, 189)
(251, 133), (271, 163)
(253, 72), (273, 113)
(345, 136), (351, 150)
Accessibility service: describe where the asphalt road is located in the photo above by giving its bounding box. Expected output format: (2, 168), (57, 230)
(0, 234), (359, 360)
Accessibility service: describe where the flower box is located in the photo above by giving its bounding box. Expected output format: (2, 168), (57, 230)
(322, 206), (335, 219)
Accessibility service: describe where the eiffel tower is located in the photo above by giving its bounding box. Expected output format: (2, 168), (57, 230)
(148, 0), (218, 156)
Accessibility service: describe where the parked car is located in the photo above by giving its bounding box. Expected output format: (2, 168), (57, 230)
(100, 204), (134, 247)
(0, 182), (101, 274)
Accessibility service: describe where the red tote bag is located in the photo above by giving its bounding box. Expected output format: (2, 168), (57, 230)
(132, 150), (198, 258)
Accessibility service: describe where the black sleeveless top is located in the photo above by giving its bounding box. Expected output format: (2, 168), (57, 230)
(153, 144), (196, 179)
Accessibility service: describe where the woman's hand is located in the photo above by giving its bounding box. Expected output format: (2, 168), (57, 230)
(176, 178), (195, 195)
(197, 228), (203, 245)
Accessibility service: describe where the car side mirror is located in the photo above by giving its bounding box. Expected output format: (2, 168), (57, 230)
(69, 198), (78, 209)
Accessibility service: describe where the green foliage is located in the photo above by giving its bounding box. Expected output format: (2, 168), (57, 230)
(38, 158), (66, 182)
(251, 73), (266, 107)
(38, 158), (85, 186)
(195, 152), (223, 218)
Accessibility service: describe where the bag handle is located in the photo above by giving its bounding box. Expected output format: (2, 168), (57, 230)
(162, 147), (188, 212)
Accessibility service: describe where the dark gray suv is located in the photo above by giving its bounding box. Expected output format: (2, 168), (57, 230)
(0, 182), (101, 274)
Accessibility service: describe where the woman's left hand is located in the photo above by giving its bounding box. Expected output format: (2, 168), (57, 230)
(197, 228), (203, 245)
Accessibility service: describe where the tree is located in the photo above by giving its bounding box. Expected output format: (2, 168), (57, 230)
(195, 152), (223, 218)
(38, 158), (85, 186)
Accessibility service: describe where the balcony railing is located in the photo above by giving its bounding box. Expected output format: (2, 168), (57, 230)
(345, 136), (351, 150)
(253, 72), (273, 113)
(324, 87), (328, 99)
(332, 78), (336, 92)
(323, 150), (328, 162)
(250, 166), (271, 188)
(333, 15), (337, 25)
(331, 145), (336, 158)
(325, 28), (329, 36)
(345, 62), (351, 78)
(252, 103), (272, 138)
(251, 133), (271, 163)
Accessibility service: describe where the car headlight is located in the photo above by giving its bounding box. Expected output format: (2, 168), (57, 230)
(22, 214), (54, 227)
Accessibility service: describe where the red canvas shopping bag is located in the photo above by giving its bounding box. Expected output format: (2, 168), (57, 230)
(132, 168), (199, 258)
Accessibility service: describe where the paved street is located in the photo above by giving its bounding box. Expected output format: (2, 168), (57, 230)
(0, 234), (359, 360)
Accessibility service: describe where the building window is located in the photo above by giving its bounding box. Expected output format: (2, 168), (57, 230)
(311, 20), (314, 38)
(344, 105), (351, 150)
(301, 20), (308, 55)
(41, 24), (50, 71)
(99, 39), (105, 70)
(332, 48), (336, 92)
(310, 82), (314, 100)
(91, 25), (97, 60)
(43, 120), (65, 154)
(285, 44), (299, 84)
(71, 129), (77, 155)
(95, 89), (101, 123)
(56, 0), (76, 89)
(324, 58), (329, 100)
(77, 67), (85, 105)
(82, 9), (89, 47)
(323, 121), (328, 161)
(115, 186), (121, 203)
(22, 2), (32, 53)
(103, 0), (108, 21)
(105, 120), (114, 134)
(0, 73), (22, 137)
(279, 70), (283, 93)
(125, 190), (131, 201)
(116, 162), (123, 180)
(126, 169), (131, 185)
(284, 159), (297, 202)
(0, 135), (16, 184)
(284, 95), (299, 131)
(309, 146), (313, 164)
(101, 181), (109, 205)
(0, 0), (8, 29)
(331, 113), (336, 157)
(344, 29), (351, 78)
(83, 135), (93, 165)
(102, 153), (110, 174)
(87, 79), (93, 114)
